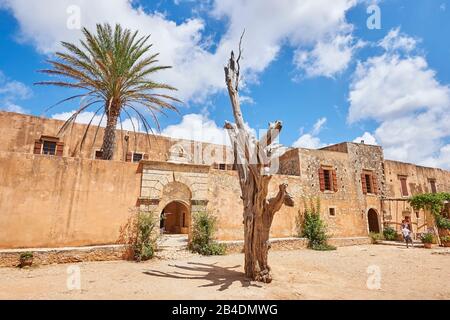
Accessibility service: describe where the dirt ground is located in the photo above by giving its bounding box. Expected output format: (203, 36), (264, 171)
(0, 245), (449, 300)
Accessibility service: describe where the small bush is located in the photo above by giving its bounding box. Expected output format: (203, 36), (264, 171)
(420, 232), (434, 244)
(440, 236), (450, 242)
(19, 252), (34, 268)
(120, 210), (159, 262)
(301, 198), (336, 251)
(383, 226), (397, 241)
(20, 252), (33, 260)
(369, 232), (384, 243)
(190, 211), (226, 256)
(436, 215), (450, 230)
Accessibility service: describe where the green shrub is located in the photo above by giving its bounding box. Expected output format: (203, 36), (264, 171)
(301, 198), (336, 251)
(20, 252), (33, 260)
(189, 211), (226, 256)
(440, 236), (450, 242)
(120, 210), (159, 262)
(409, 193), (450, 231)
(420, 232), (434, 244)
(134, 211), (159, 261)
(436, 215), (450, 230)
(369, 232), (384, 243)
(383, 226), (397, 241)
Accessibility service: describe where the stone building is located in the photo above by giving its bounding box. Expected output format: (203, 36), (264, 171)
(0, 111), (449, 249)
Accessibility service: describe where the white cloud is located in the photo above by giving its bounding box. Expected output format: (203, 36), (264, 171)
(0, 0), (359, 103)
(353, 132), (378, 145)
(0, 70), (32, 114)
(379, 28), (418, 53)
(348, 28), (450, 169)
(312, 117), (327, 135)
(293, 133), (324, 149)
(161, 113), (230, 145)
(294, 35), (364, 78)
(51, 110), (141, 132)
(293, 117), (327, 149)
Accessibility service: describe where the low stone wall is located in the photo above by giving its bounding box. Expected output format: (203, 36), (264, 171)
(221, 237), (371, 254)
(0, 237), (372, 268)
(0, 245), (127, 268)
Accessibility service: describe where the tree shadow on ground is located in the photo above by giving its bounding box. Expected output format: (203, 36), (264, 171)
(143, 262), (262, 292)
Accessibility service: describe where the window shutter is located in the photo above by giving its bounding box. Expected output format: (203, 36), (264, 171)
(319, 168), (325, 192)
(56, 142), (64, 157)
(332, 170), (338, 192)
(126, 152), (133, 162)
(401, 178), (408, 196)
(143, 153), (149, 160)
(361, 173), (367, 195)
(33, 140), (42, 155)
(372, 174), (378, 195)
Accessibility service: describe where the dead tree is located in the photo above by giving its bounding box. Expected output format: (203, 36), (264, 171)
(224, 38), (294, 283)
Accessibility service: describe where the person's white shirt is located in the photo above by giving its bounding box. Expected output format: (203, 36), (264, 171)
(402, 227), (411, 238)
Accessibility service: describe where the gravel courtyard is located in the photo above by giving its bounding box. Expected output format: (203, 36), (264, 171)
(0, 245), (449, 300)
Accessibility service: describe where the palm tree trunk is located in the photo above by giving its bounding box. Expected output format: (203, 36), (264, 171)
(101, 109), (119, 160)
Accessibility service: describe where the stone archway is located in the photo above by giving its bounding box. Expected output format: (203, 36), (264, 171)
(161, 201), (191, 234)
(368, 209), (380, 233)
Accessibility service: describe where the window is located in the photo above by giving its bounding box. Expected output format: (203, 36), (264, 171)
(319, 167), (338, 192)
(429, 179), (437, 194)
(219, 164), (226, 171)
(132, 152), (143, 163)
(329, 208), (336, 217)
(323, 170), (332, 191)
(42, 141), (57, 155)
(399, 176), (408, 197)
(34, 136), (64, 157)
(95, 150), (104, 160)
(365, 174), (373, 194)
(361, 171), (378, 195)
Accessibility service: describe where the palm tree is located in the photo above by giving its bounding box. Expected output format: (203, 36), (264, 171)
(37, 23), (180, 160)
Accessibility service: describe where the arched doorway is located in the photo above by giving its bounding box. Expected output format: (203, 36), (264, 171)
(161, 201), (190, 234)
(368, 209), (380, 233)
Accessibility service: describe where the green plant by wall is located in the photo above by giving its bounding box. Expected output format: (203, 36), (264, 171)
(409, 193), (450, 230)
(369, 232), (384, 243)
(18, 252), (34, 268)
(301, 198), (336, 251)
(383, 226), (398, 241)
(189, 211), (226, 256)
(420, 232), (434, 244)
(120, 210), (159, 262)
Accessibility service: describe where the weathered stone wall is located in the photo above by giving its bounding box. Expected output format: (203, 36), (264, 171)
(208, 144), (384, 241)
(0, 111), (231, 165)
(384, 160), (450, 198)
(0, 151), (140, 249)
(382, 160), (450, 235)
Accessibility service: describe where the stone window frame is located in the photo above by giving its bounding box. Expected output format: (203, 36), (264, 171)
(319, 165), (338, 193)
(328, 206), (337, 217)
(398, 175), (409, 197)
(361, 170), (378, 196)
(428, 178), (437, 194)
(93, 149), (103, 160)
(126, 151), (148, 163)
(34, 135), (64, 157)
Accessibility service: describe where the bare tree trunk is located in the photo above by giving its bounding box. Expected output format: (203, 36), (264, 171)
(101, 103), (120, 160)
(224, 45), (294, 283)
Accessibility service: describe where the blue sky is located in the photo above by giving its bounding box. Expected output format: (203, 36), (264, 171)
(0, 0), (449, 169)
